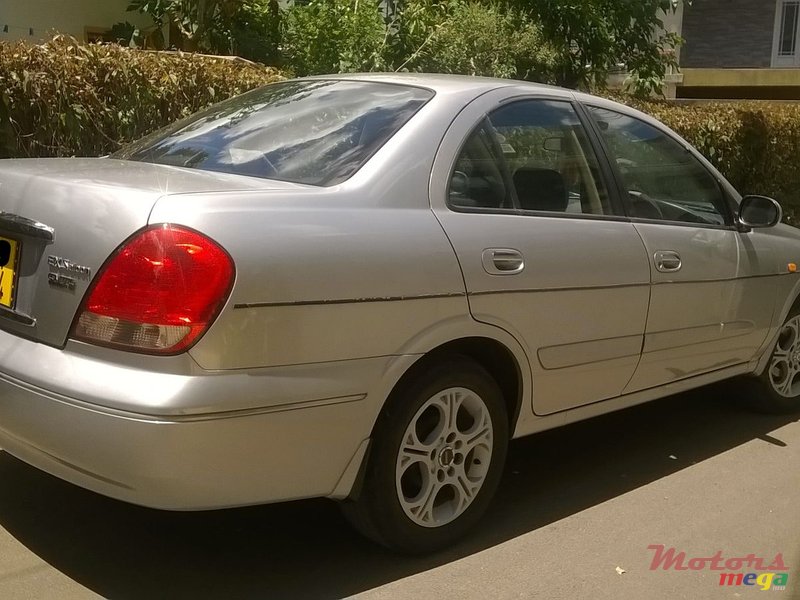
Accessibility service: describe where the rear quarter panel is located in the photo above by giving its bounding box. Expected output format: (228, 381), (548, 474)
(151, 190), (470, 369)
(149, 86), (505, 370)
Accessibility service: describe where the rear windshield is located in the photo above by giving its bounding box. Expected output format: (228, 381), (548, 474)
(115, 80), (434, 186)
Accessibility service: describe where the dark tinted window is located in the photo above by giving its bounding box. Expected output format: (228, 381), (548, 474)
(450, 100), (611, 215)
(115, 80), (433, 186)
(449, 122), (510, 210)
(589, 106), (729, 225)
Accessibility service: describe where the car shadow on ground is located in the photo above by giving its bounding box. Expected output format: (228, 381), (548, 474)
(0, 383), (797, 600)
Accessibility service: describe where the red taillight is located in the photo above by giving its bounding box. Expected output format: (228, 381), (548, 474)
(71, 224), (234, 355)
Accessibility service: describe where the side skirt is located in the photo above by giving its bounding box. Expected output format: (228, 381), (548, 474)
(512, 361), (757, 439)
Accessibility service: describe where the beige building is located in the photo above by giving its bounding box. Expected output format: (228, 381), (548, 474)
(0, 0), (152, 44)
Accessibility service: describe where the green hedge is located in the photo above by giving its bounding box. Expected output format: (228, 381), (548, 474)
(622, 97), (800, 223)
(0, 35), (283, 159)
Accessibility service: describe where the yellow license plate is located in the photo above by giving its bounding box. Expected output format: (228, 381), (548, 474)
(0, 235), (19, 308)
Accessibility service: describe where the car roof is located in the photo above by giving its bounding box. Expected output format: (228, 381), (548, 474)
(302, 72), (573, 97)
(300, 73), (668, 145)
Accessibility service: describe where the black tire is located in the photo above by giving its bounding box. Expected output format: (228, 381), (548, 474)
(340, 356), (509, 554)
(746, 307), (800, 414)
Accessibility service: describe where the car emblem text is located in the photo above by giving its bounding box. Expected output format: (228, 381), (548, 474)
(47, 255), (91, 291)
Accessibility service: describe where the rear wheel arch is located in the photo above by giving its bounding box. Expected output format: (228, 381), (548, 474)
(341, 336), (525, 503)
(342, 351), (512, 552)
(386, 337), (524, 434)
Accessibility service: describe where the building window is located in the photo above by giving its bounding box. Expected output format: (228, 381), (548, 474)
(779, 1), (799, 55)
(773, 0), (800, 65)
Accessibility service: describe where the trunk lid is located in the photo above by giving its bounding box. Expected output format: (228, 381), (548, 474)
(0, 157), (279, 347)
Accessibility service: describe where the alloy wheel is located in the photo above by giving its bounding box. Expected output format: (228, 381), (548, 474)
(769, 314), (800, 398)
(395, 386), (493, 528)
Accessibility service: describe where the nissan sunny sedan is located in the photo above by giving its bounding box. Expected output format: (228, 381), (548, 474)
(0, 74), (798, 553)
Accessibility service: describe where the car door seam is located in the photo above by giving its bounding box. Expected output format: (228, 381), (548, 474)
(621, 222), (654, 392)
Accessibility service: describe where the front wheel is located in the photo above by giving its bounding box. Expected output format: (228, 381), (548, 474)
(748, 311), (800, 413)
(341, 356), (509, 553)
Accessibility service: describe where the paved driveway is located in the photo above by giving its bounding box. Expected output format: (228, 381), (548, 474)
(0, 385), (798, 599)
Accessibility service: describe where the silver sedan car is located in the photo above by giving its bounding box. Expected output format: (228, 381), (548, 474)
(0, 74), (797, 553)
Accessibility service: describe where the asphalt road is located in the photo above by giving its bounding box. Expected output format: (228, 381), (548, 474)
(0, 383), (798, 600)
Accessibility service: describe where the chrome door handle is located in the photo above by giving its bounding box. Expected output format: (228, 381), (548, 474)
(482, 248), (524, 275)
(654, 250), (682, 273)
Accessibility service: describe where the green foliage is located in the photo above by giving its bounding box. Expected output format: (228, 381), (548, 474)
(622, 97), (800, 222)
(128, 0), (685, 95)
(5, 35), (797, 225)
(0, 35), (283, 159)
(280, 0), (558, 81)
(514, 0), (687, 96)
(109, 22), (143, 47)
(282, 0), (389, 76)
(227, 1), (281, 64)
(391, 0), (557, 81)
(128, 0), (280, 62)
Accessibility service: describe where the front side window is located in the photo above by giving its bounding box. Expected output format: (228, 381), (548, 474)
(449, 100), (611, 216)
(588, 106), (729, 226)
(116, 80), (433, 186)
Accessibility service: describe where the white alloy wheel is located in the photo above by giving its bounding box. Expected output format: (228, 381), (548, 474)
(768, 314), (800, 398)
(340, 356), (509, 553)
(395, 387), (493, 528)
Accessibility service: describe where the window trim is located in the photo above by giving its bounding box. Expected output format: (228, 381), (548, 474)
(580, 102), (737, 230)
(448, 203), (633, 223)
(445, 97), (627, 222)
(772, 0), (800, 67)
(571, 100), (627, 217)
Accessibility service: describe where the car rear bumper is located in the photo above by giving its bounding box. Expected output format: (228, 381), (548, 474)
(0, 332), (412, 510)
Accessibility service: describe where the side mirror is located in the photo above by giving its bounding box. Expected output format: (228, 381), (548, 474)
(738, 195), (782, 229)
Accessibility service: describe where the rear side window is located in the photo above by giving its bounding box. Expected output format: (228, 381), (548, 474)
(449, 100), (612, 216)
(115, 80), (433, 186)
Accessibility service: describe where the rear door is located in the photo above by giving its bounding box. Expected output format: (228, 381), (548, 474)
(584, 105), (777, 391)
(431, 89), (651, 415)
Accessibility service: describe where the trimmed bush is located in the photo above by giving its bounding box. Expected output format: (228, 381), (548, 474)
(0, 35), (283, 159)
(620, 97), (800, 223)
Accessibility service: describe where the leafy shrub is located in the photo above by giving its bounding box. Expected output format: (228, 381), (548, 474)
(621, 97), (800, 222)
(280, 0), (558, 81)
(282, 0), (389, 76)
(127, 0), (281, 63)
(391, 0), (557, 81)
(228, 1), (282, 65)
(521, 0), (685, 96)
(0, 35), (283, 159)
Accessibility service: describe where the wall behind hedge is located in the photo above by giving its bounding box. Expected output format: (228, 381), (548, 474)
(0, 35), (283, 159)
